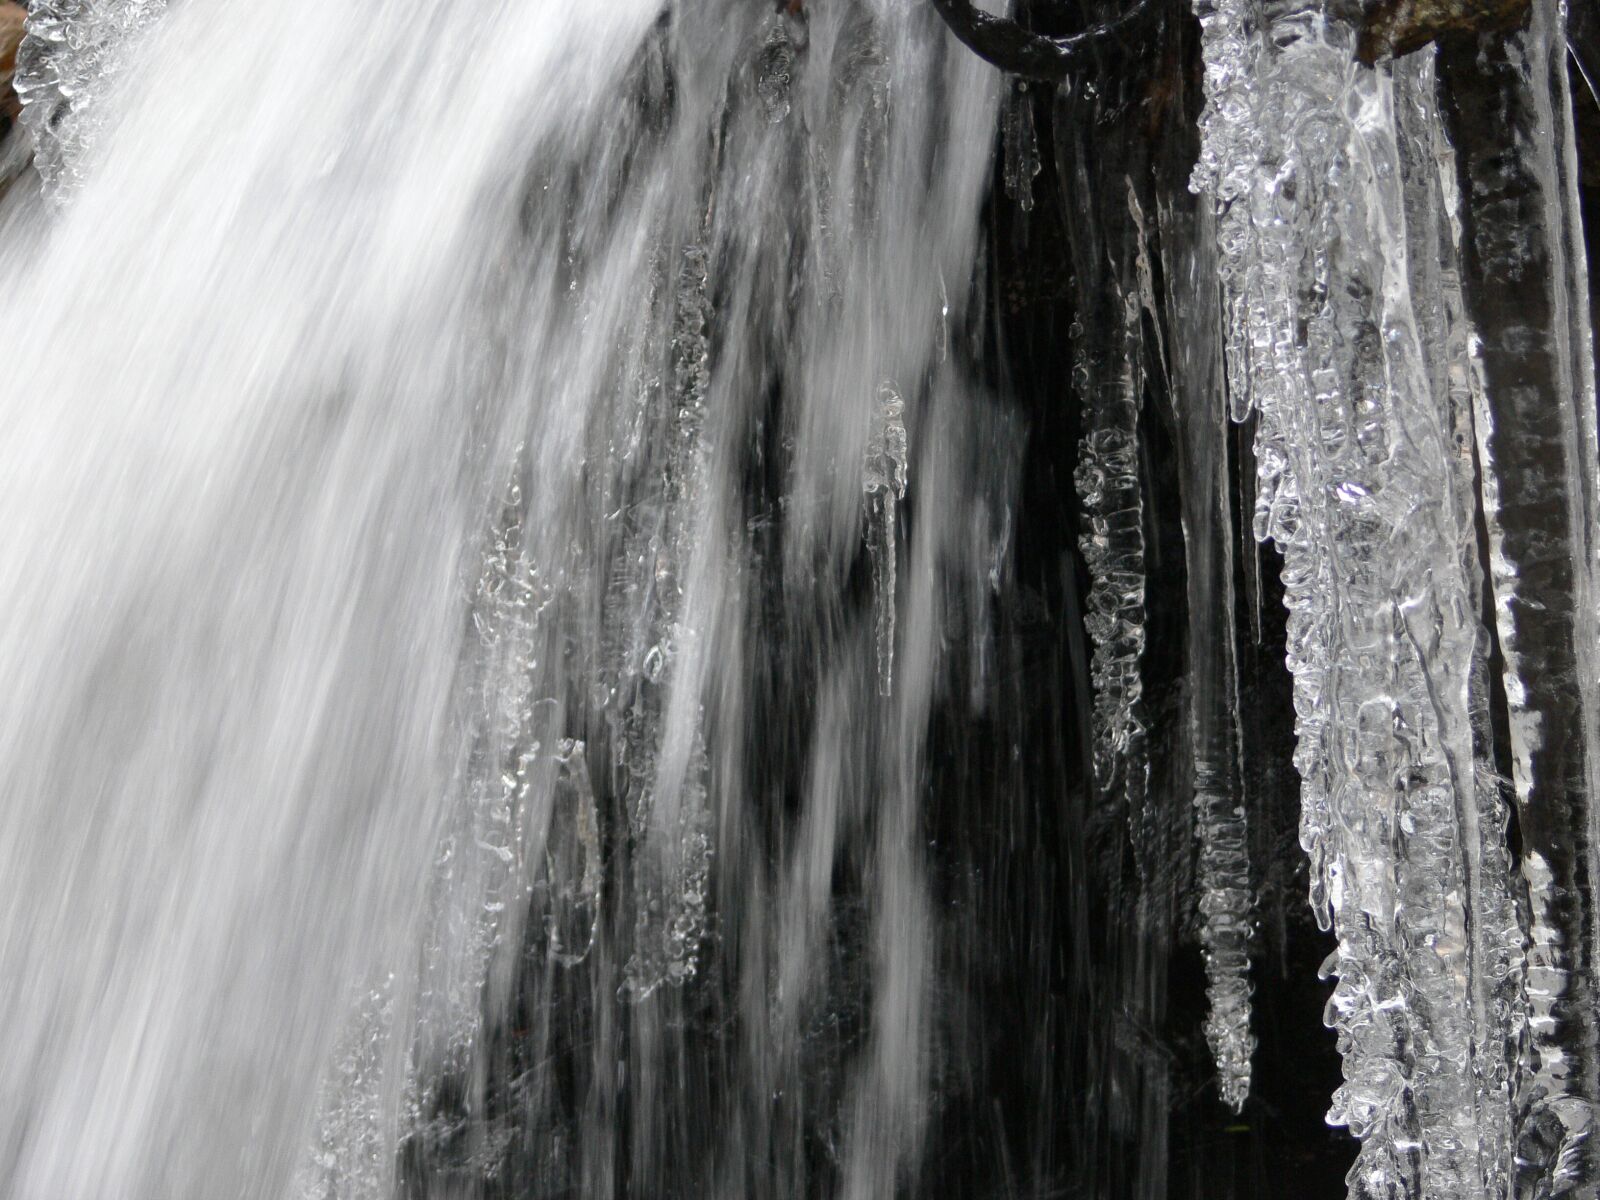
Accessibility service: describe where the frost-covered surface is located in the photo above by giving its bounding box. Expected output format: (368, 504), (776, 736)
(1193, 1), (1525, 1192)
(14, 0), (167, 197)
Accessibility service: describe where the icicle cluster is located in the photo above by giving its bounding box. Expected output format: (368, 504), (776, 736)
(1436, 3), (1600, 1185)
(1193, 1), (1522, 1193)
(14, 0), (167, 196)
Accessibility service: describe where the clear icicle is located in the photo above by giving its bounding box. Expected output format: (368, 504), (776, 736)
(1193, 780), (1253, 1112)
(620, 240), (716, 1001)
(1071, 303), (1149, 856)
(1401, 72), (1521, 1199)
(1438, 2), (1600, 1187)
(865, 381), (908, 698)
(1193, 4), (1517, 1193)
(1057, 71), (1151, 869)
(1165, 191), (1255, 1111)
(14, 0), (167, 197)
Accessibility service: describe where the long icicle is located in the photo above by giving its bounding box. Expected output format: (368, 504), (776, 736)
(1056, 77), (1152, 876)
(1403, 69), (1522, 1199)
(1192, 4), (1515, 1193)
(1165, 192), (1255, 1112)
(1439, 2), (1600, 1189)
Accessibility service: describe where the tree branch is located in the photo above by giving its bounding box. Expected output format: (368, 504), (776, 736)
(927, 0), (1156, 82)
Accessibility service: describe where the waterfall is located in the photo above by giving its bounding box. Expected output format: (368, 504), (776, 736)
(0, 0), (1597, 1196)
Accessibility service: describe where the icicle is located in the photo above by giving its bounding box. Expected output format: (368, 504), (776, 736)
(545, 739), (602, 967)
(1193, 783), (1252, 1112)
(620, 241), (716, 1002)
(406, 454), (551, 1071)
(1070, 296), (1149, 860)
(1193, 3), (1515, 1193)
(1055, 68), (1152, 873)
(1002, 79), (1040, 213)
(621, 722), (713, 1001)
(865, 381), (908, 697)
(1402, 71), (1521, 1199)
(1438, 2), (1600, 1188)
(1165, 188), (1255, 1111)
(14, 0), (167, 197)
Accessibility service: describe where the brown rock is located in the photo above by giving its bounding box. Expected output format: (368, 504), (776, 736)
(0, 2), (24, 123)
(1357, 0), (1531, 64)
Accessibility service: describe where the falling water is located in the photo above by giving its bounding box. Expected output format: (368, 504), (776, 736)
(1, 0), (1597, 1196)
(0, 0), (1002, 1196)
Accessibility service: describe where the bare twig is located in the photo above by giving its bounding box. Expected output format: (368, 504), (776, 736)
(927, 0), (1156, 82)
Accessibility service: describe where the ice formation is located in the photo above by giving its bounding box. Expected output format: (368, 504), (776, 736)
(1192, 0), (1595, 1191)
(1059, 82), (1153, 874)
(865, 381), (909, 697)
(4, 0), (1600, 1192)
(1166, 193), (1256, 1112)
(13, 0), (167, 196)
